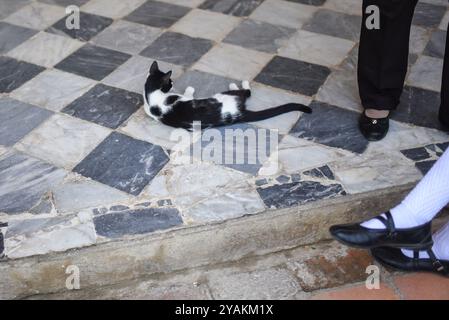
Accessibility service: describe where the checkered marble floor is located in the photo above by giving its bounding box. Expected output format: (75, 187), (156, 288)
(0, 0), (448, 259)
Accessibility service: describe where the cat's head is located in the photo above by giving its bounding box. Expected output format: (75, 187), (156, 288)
(145, 61), (173, 93)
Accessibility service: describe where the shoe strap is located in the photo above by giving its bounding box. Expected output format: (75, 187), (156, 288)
(427, 249), (448, 274)
(374, 211), (396, 235)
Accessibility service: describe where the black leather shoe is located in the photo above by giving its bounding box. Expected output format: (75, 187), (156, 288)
(329, 211), (433, 250)
(359, 112), (390, 141)
(371, 247), (449, 276)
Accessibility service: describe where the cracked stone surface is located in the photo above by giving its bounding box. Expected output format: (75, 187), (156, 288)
(0, 0), (448, 259)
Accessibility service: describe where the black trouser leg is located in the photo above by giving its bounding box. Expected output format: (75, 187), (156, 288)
(440, 22), (449, 126)
(358, 0), (418, 110)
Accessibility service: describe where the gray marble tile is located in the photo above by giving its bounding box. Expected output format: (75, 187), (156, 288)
(200, 0), (264, 17)
(140, 32), (213, 67)
(193, 43), (272, 80)
(302, 9), (362, 41)
(94, 207), (183, 238)
(54, 179), (131, 213)
(7, 31), (84, 68)
(73, 132), (169, 195)
(0, 22), (37, 54)
(412, 2), (447, 28)
(224, 19), (295, 54)
(0, 151), (66, 214)
(11, 69), (96, 111)
(125, 0), (190, 28)
(171, 8), (241, 41)
(92, 20), (162, 55)
(407, 55), (443, 92)
(323, 0), (362, 16)
(81, 0), (146, 19)
(0, 0), (30, 20)
(55, 44), (131, 81)
(424, 29), (447, 59)
(104, 56), (184, 94)
(290, 101), (369, 154)
(173, 70), (236, 98)
(392, 86), (446, 131)
(4, 2), (65, 30)
(0, 97), (52, 147)
(63, 84), (143, 129)
(0, 57), (45, 93)
(250, 0), (318, 29)
(38, 0), (89, 6)
(254, 56), (331, 96)
(47, 12), (113, 42)
(15, 114), (111, 169)
(286, 0), (326, 5)
(257, 180), (346, 209)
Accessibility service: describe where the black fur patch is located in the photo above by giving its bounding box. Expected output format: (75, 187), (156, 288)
(165, 95), (180, 105)
(150, 106), (162, 117)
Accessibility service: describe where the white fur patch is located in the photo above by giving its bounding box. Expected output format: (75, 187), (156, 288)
(242, 81), (250, 90)
(214, 93), (238, 117)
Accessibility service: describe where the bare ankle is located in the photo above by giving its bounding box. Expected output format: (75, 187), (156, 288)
(365, 109), (390, 119)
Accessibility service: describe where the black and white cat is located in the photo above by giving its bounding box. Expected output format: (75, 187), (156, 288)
(143, 61), (312, 130)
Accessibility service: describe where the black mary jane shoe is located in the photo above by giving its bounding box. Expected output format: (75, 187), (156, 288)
(329, 211), (433, 250)
(371, 247), (449, 276)
(359, 112), (390, 141)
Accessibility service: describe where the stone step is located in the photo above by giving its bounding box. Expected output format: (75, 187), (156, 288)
(0, 183), (415, 299)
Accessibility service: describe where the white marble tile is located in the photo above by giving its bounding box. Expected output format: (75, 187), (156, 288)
(120, 108), (188, 150)
(332, 151), (422, 194)
(15, 114), (111, 169)
(250, 0), (317, 29)
(279, 30), (355, 67)
(410, 25), (431, 55)
(407, 55), (443, 92)
(92, 20), (162, 55)
(193, 43), (272, 80)
(158, 0), (204, 7)
(323, 0), (363, 16)
(54, 176), (131, 213)
(247, 83), (312, 134)
(365, 120), (449, 154)
(4, 2), (65, 30)
(171, 9), (241, 41)
(11, 69), (96, 111)
(7, 31), (83, 68)
(103, 55), (184, 93)
(81, 0), (146, 19)
(5, 213), (96, 259)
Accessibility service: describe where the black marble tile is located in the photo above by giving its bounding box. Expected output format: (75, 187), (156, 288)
(94, 207), (183, 238)
(0, 22), (37, 54)
(276, 175), (291, 183)
(200, 0), (264, 17)
(303, 9), (362, 41)
(415, 160), (436, 175)
(392, 86), (445, 131)
(47, 12), (113, 42)
(286, 0), (326, 5)
(0, 97), (52, 147)
(424, 30), (447, 59)
(140, 32), (213, 67)
(255, 178), (268, 186)
(55, 44), (131, 81)
(303, 165), (335, 180)
(437, 142), (449, 152)
(73, 132), (169, 196)
(0, 57), (45, 93)
(412, 2), (447, 28)
(62, 84), (142, 129)
(254, 56), (330, 96)
(257, 181), (346, 209)
(400, 147), (431, 162)
(291, 174), (301, 182)
(290, 101), (369, 154)
(125, 0), (190, 28)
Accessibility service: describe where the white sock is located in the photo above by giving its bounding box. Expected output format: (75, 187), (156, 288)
(361, 148), (449, 229)
(402, 220), (449, 260)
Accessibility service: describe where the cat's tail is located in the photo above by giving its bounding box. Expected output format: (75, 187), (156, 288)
(239, 103), (312, 122)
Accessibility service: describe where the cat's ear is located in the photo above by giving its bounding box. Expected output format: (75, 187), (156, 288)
(150, 61), (159, 75)
(162, 70), (172, 82)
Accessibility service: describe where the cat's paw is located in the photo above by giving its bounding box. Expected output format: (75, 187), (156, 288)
(229, 83), (239, 90)
(185, 86), (195, 96)
(242, 81), (251, 90)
